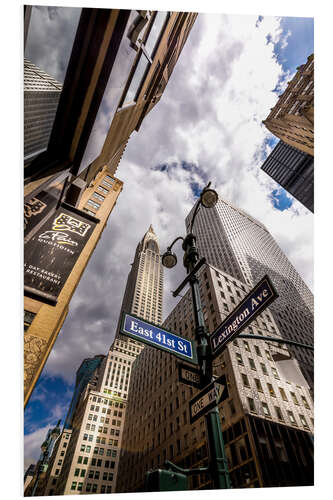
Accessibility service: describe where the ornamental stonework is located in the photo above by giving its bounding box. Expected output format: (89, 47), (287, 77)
(24, 333), (48, 396)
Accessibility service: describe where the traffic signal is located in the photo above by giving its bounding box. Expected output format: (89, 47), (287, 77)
(145, 469), (188, 491)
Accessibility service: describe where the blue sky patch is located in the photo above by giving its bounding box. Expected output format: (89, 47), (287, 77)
(269, 188), (293, 211)
(24, 375), (74, 435)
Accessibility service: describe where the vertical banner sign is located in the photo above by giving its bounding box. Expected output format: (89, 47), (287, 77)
(24, 205), (97, 304)
(24, 191), (58, 237)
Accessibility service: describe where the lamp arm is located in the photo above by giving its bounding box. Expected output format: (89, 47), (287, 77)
(167, 236), (184, 251)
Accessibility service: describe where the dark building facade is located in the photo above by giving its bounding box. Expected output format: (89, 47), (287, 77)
(64, 355), (105, 429)
(24, 59), (62, 164)
(261, 140), (314, 212)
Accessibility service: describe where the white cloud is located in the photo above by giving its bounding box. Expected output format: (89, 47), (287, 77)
(28, 11), (313, 419)
(24, 425), (50, 471)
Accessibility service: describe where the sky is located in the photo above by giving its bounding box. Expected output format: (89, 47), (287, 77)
(23, 4), (315, 472)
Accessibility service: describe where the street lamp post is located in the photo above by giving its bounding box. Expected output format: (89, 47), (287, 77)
(162, 183), (231, 490)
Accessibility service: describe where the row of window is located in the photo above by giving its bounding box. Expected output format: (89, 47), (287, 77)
(84, 175), (115, 213)
(74, 467), (114, 478)
(82, 426), (120, 441)
(247, 396), (311, 428)
(71, 481), (112, 493)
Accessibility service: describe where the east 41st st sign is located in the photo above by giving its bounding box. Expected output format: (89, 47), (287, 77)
(121, 313), (198, 365)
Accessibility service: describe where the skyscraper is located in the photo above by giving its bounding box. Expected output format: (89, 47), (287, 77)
(185, 198), (314, 392)
(263, 54), (314, 156)
(44, 226), (163, 495)
(24, 58), (62, 164)
(261, 140), (314, 212)
(117, 224), (163, 331)
(117, 198), (314, 491)
(117, 262), (314, 491)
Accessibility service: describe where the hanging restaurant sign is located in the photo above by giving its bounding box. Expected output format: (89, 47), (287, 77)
(24, 203), (98, 305)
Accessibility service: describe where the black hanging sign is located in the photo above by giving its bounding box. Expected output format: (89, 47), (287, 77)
(24, 191), (58, 237)
(24, 203), (98, 305)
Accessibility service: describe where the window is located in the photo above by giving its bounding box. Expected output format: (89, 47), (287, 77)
(288, 410), (297, 425)
(247, 397), (256, 413)
(87, 199), (100, 210)
(71, 482), (77, 490)
(275, 406), (284, 421)
(301, 395), (310, 409)
(260, 363), (268, 375)
(78, 456), (82, 464)
(80, 469), (86, 478)
(97, 185), (109, 195)
(236, 352), (243, 365)
(254, 345), (262, 357)
(243, 340), (250, 352)
(93, 191), (105, 202)
(299, 414), (309, 428)
(265, 350), (272, 361)
(102, 179), (113, 189)
(74, 468), (80, 476)
(279, 388), (288, 401)
(255, 379), (263, 392)
(86, 483), (92, 492)
(290, 392), (299, 405)
(83, 208), (95, 216)
(271, 367), (279, 379)
(262, 402), (271, 416)
(24, 310), (36, 331)
(92, 484), (97, 493)
(248, 358), (256, 370)
(241, 373), (250, 387)
(267, 383), (276, 397)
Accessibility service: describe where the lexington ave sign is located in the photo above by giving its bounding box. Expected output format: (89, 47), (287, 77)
(210, 275), (278, 358)
(121, 313), (198, 364)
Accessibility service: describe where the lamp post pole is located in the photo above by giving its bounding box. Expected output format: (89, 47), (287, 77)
(162, 184), (231, 489)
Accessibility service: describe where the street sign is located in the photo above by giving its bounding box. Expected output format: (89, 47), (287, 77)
(178, 362), (201, 388)
(210, 275), (278, 359)
(189, 375), (228, 424)
(121, 313), (198, 365)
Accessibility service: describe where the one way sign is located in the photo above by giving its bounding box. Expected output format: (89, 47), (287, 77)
(189, 375), (228, 424)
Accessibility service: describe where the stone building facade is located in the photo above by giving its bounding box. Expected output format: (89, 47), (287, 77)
(263, 54), (314, 156)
